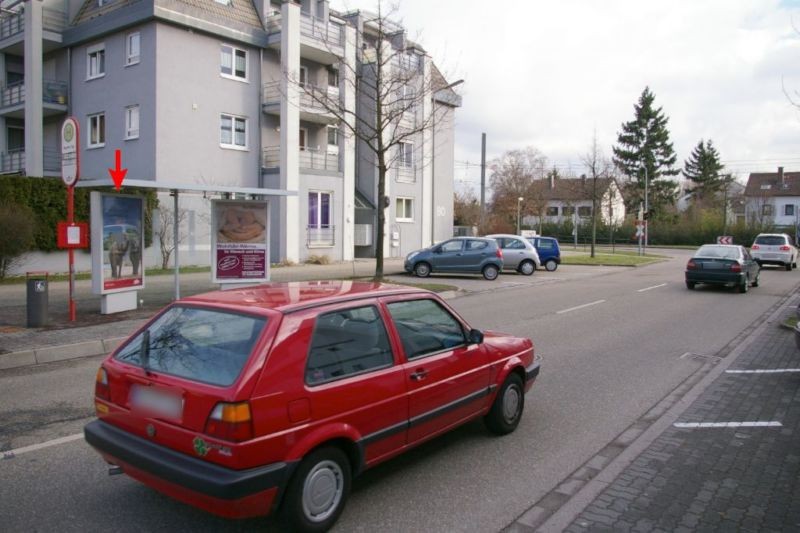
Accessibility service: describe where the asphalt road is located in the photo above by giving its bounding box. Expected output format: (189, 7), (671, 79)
(2, 250), (798, 532)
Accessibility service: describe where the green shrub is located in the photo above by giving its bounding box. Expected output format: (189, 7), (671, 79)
(0, 201), (36, 278)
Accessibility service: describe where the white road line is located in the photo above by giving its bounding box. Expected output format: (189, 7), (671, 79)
(556, 299), (606, 314)
(726, 369), (800, 374)
(674, 421), (782, 428)
(637, 283), (667, 293)
(1, 433), (83, 459)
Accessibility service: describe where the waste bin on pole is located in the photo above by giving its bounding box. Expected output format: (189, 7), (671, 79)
(26, 271), (49, 327)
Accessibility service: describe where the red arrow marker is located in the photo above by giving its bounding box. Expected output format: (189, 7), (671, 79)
(108, 149), (128, 191)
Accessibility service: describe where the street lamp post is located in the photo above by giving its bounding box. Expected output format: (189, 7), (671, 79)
(516, 197), (524, 235)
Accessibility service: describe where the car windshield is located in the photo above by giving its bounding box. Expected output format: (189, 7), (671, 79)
(694, 246), (739, 260)
(755, 235), (788, 246)
(115, 306), (266, 386)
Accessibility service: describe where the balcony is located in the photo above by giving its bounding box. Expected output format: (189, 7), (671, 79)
(262, 81), (339, 125)
(266, 12), (344, 64)
(0, 79), (68, 118)
(0, 6), (67, 53)
(307, 225), (335, 247)
(0, 147), (61, 175)
(263, 146), (341, 173)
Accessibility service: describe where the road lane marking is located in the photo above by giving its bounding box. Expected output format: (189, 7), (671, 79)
(637, 283), (667, 292)
(556, 299), (606, 314)
(726, 369), (800, 374)
(1, 432), (83, 460)
(674, 421), (782, 428)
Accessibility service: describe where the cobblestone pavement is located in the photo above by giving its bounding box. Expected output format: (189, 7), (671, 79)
(562, 304), (800, 532)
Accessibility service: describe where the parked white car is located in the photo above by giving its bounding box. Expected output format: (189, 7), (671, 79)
(750, 233), (798, 271)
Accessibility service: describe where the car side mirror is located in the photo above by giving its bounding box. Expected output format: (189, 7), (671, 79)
(468, 328), (484, 345)
(434, 247), (442, 254)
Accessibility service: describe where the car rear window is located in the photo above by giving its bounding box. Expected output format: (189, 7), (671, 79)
(115, 306), (266, 386)
(695, 245), (739, 260)
(755, 235), (788, 246)
(467, 240), (489, 251)
(537, 240), (554, 250)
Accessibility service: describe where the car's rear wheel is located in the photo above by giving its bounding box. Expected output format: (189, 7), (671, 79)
(544, 259), (558, 272)
(739, 276), (749, 293)
(518, 260), (535, 276)
(482, 264), (499, 280)
(787, 263), (793, 271)
(282, 446), (351, 533)
(414, 262), (431, 278)
(484, 373), (524, 435)
(752, 273), (759, 288)
(686, 281), (695, 290)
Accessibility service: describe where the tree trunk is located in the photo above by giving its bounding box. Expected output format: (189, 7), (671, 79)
(375, 158), (386, 281)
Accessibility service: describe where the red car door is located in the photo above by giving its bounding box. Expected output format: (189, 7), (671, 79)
(383, 296), (491, 445)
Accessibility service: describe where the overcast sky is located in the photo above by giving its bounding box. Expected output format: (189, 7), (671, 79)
(332, 0), (800, 191)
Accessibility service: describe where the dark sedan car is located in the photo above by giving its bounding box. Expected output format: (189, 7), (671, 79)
(685, 244), (760, 293)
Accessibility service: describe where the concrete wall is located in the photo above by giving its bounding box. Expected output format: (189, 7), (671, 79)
(432, 103), (455, 245)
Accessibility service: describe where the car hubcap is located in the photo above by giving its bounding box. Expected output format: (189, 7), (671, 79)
(416, 264), (429, 276)
(302, 460), (343, 522)
(521, 262), (534, 275)
(502, 385), (521, 423)
(546, 261), (556, 271)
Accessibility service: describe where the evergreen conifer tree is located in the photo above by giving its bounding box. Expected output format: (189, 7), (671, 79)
(682, 139), (727, 204)
(612, 87), (679, 217)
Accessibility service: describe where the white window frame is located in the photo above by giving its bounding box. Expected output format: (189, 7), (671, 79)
(86, 43), (105, 80)
(784, 204), (795, 217)
(299, 127), (308, 150)
(87, 113), (105, 149)
(327, 68), (339, 90)
(398, 141), (414, 169)
(220, 44), (248, 82)
(326, 126), (339, 153)
(219, 113), (248, 150)
(308, 191), (334, 247)
(396, 197), (414, 222)
(125, 32), (140, 66)
(125, 105), (140, 140)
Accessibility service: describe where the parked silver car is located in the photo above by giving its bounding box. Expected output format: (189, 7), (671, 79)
(486, 234), (541, 275)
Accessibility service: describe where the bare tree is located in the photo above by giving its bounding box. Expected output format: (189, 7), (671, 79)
(488, 147), (548, 229)
(453, 188), (480, 227)
(286, 1), (461, 279)
(581, 131), (614, 257)
(155, 207), (188, 270)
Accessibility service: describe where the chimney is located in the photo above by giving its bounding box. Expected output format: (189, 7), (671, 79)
(779, 166), (785, 187)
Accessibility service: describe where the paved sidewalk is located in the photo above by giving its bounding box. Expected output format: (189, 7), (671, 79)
(0, 258), (408, 369)
(535, 298), (800, 532)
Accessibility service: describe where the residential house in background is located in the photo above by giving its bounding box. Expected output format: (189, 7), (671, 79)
(744, 167), (800, 229)
(523, 175), (626, 228)
(0, 0), (460, 271)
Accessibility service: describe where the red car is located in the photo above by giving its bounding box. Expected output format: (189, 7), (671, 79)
(85, 281), (539, 531)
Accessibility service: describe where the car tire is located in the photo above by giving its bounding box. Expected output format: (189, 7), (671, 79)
(482, 264), (499, 280)
(752, 274), (759, 288)
(518, 260), (535, 276)
(544, 259), (558, 272)
(739, 276), (749, 293)
(786, 263), (793, 272)
(686, 281), (695, 290)
(414, 262), (431, 278)
(281, 446), (351, 533)
(484, 373), (524, 435)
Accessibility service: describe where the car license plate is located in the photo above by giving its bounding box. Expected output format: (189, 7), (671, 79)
(130, 385), (183, 419)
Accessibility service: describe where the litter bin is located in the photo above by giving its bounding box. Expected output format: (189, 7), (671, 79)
(26, 271), (49, 327)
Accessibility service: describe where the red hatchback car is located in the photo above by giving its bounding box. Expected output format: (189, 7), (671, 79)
(85, 281), (540, 531)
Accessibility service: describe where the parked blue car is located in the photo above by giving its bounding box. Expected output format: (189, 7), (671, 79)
(404, 237), (504, 280)
(527, 236), (561, 271)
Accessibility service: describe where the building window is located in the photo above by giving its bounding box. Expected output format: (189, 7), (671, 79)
(308, 191), (333, 246)
(220, 45), (247, 81)
(327, 126), (339, 153)
(126, 32), (140, 66)
(562, 206), (575, 216)
(399, 141), (413, 168)
(125, 105), (139, 140)
(396, 197), (414, 222)
(762, 204), (773, 216)
(87, 43), (105, 80)
(214, 0), (232, 5)
(328, 68), (339, 89)
(545, 206), (558, 217)
(578, 206), (591, 217)
(785, 204), (795, 217)
(220, 114), (247, 149)
(88, 113), (105, 148)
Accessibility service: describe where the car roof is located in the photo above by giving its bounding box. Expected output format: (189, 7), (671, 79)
(485, 234), (525, 238)
(180, 281), (429, 315)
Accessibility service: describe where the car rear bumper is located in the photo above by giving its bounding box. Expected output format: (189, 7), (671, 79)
(685, 271), (745, 286)
(752, 254), (792, 265)
(84, 420), (294, 518)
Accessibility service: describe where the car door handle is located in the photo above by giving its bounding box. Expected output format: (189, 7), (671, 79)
(410, 369), (428, 381)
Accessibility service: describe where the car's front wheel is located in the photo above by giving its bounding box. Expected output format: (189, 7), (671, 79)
(484, 373), (524, 435)
(482, 264), (499, 280)
(282, 446), (351, 533)
(414, 262), (431, 278)
(544, 259), (558, 272)
(518, 260), (535, 276)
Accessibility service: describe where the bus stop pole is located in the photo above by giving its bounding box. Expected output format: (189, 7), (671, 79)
(172, 189), (180, 300)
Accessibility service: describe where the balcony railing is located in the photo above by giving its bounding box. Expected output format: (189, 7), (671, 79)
(43, 147), (61, 172)
(266, 12), (344, 48)
(0, 6), (67, 41)
(308, 225), (335, 247)
(263, 81), (339, 113)
(0, 148), (61, 174)
(0, 79), (67, 109)
(263, 146), (341, 172)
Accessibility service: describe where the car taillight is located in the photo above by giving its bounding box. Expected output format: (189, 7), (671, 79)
(730, 263), (742, 272)
(780, 245), (791, 251)
(752, 244), (760, 250)
(205, 402), (253, 442)
(496, 248), (503, 259)
(686, 260), (697, 270)
(95, 367), (110, 401)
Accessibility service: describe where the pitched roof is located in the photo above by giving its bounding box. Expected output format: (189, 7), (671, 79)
(744, 171), (800, 197)
(529, 177), (618, 202)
